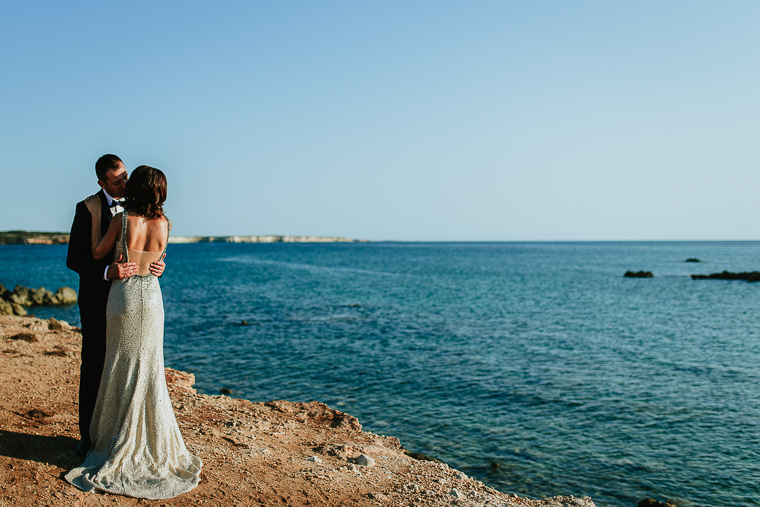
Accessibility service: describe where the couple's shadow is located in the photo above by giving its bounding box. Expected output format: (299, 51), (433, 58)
(0, 429), (81, 470)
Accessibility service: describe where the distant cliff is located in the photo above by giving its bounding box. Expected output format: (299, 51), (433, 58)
(0, 231), (366, 245)
(0, 231), (70, 245)
(168, 235), (367, 244)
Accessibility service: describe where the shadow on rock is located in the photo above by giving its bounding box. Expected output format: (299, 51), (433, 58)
(0, 429), (80, 470)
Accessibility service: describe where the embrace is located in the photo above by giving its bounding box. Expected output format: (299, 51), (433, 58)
(64, 154), (202, 499)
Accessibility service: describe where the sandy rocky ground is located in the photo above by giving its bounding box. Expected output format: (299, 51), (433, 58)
(0, 315), (597, 507)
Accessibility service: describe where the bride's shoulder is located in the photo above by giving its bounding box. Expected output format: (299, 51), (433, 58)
(162, 214), (172, 232)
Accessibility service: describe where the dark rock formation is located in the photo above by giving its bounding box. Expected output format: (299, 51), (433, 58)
(7, 333), (38, 343)
(691, 271), (760, 282)
(685, 258), (701, 262)
(404, 451), (445, 464)
(638, 498), (677, 507)
(0, 285), (77, 315)
(624, 270), (654, 278)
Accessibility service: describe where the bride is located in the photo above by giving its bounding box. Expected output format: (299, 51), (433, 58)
(65, 166), (202, 499)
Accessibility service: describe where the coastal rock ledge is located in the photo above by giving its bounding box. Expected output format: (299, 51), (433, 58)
(0, 315), (597, 507)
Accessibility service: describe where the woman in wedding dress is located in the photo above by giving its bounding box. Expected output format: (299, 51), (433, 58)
(65, 166), (202, 499)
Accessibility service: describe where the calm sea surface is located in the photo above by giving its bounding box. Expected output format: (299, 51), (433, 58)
(2, 241), (759, 507)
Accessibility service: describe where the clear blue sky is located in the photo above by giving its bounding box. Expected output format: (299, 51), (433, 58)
(1, 1), (758, 241)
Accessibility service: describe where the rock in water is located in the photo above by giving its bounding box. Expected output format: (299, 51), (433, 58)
(9, 286), (31, 306)
(691, 271), (760, 282)
(54, 287), (77, 305)
(30, 288), (53, 306)
(624, 270), (654, 278)
(638, 499), (677, 507)
(685, 258), (701, 262)
(0, 299), (12, 316)
(1, 285), (76, 306)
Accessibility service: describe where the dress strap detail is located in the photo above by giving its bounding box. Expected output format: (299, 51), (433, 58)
(162, 217), (171, 259)
(121, 211), (129, 262)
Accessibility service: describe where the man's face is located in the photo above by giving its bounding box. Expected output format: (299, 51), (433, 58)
(99, 163), (128, 198)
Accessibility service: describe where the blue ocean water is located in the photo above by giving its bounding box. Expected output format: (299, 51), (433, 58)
(2, 241), (759, 507)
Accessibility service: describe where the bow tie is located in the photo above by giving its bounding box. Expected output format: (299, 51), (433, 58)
(109, 200), (122, 208)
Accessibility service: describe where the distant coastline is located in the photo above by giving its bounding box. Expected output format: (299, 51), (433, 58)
(167, 235), (367, 244)
(0, 230), (367, 245)
(0, 231), (69, 245)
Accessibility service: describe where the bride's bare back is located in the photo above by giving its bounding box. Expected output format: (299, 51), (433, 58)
(125, 214), (169, 276)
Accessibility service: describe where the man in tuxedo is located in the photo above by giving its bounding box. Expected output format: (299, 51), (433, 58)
(66, 154), (166, 456)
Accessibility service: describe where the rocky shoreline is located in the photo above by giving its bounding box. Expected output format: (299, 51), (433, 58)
(0, 315), (597, 507)
(0, 284), (77, 316)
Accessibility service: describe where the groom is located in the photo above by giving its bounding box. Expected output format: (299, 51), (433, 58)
(66, 154), (166, 457)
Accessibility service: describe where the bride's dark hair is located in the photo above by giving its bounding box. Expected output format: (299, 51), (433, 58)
(124, 166), (167, 220)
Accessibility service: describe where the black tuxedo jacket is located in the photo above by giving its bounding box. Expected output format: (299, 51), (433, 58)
(66, 190), (115, 314)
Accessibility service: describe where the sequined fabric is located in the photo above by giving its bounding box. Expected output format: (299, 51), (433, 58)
(66, 213), (202, 499)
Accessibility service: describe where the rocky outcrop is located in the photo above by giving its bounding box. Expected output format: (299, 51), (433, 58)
(0, 231), (69, 245)
(0, 284), (76, 315)
(685, 258), (701, 263)
(691, 271), (760, 282)
(0, 315), (599, 507)
(624, 270), (654, 278)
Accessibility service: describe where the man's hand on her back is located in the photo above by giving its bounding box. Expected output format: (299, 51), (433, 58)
(107, 254), (138, 280)
(149, 253), (166, 278)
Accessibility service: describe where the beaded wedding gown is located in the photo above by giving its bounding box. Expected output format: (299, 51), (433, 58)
(66, 212), (202, 499)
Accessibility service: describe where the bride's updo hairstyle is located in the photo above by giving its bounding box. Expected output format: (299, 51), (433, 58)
(125, 165), (167, 220)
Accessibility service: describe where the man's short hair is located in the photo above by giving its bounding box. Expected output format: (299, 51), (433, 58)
(95, 154), (124, 182)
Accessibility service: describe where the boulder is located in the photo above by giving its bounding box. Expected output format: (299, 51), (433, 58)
(624, 270), (654, 278)
(30, 287), (54, 306)
(353, 454), (375, 467)
(1, 284), (76, 306)
(10, 286), (32, 306)
(0, 283), (8, 300)
(0, 299), (13, 316)
(11, 303), (27, 316)
(685, 258), (701, 263)
(54, 287), (77, 305)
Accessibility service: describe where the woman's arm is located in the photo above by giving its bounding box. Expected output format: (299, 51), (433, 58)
(84, 195), (122, 259)
(92, 214), (121, 260)
(84, 195), (104, 253)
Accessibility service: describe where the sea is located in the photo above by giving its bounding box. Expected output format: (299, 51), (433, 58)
(1, 241), (759, 507)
